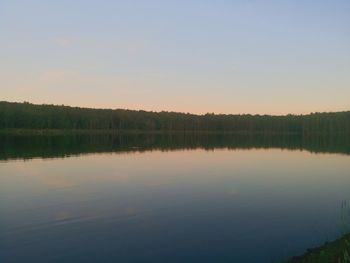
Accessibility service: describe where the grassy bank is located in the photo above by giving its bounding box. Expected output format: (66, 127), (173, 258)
(286, 234), (350, 263)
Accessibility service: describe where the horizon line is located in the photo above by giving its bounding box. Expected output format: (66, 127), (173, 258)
(1, 100), (349, 117)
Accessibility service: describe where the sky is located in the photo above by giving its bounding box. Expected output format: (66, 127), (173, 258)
(0, 0), (349, 115)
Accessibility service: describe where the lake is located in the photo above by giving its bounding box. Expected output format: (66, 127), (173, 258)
(0, 133), (349, 262)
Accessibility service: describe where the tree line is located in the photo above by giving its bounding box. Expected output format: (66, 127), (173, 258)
(0, 101), (349, 134)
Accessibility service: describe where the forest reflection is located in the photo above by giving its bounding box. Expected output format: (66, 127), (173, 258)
(1, 132), (350, 161)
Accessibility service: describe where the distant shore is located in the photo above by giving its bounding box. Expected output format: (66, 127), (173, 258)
(1, 128), (349, 137)
(1, 101), (350, 135)
(0, 128), (306, 136)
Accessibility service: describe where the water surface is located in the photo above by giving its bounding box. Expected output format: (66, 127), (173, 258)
(0, 134), (349, 262)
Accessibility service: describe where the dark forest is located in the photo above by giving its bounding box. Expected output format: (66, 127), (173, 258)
(1, 101), (349, 134)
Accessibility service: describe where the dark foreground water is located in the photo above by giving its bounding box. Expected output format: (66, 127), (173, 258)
(0, 133), (349, 263)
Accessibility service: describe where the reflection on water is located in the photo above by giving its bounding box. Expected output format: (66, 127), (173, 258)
(0, 134), (350, 263)
(0, 132), (350, 160)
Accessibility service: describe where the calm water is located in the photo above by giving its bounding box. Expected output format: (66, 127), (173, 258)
(0, 134), (350, 262)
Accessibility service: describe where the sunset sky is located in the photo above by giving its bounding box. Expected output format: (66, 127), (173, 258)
(1, 0), (349, 115)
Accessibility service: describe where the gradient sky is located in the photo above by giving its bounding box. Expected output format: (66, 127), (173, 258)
(1, 0), (349, 115)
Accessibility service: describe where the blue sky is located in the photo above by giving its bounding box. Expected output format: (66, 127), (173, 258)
(1, 0), (349, 114)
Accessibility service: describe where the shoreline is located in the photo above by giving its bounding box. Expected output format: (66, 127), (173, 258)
(0, 128), (347, 136)
(286, 234), (350, 263)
